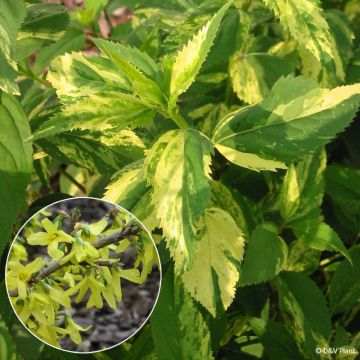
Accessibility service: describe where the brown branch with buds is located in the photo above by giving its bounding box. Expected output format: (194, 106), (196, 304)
(8, 222), (140, 297)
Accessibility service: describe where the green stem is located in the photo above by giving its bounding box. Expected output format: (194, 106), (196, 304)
(344, 303), (360, 327)
(59, 167), (87, 194)
(18, 63), (50, 88)
(225, 75), (233, 106)
(169, 112), (191, 129)
(319, 253), (343, 267)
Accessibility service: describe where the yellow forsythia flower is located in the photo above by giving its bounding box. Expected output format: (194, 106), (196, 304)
(12, 289), (50, 323)
(35, 322), (68, 347)
(27, 218), (74, 259)
(63, 235), (99, 263)
(66, 271), (105, 308)
(47, 284), (72, 309)
(81, 219), (108, 242)
(10, 241), (28, 262)
(7, 258), (44, 298)
(134, 237), (155, 282)
(62, 315), (92, 344)
(81, 218), (108, 258)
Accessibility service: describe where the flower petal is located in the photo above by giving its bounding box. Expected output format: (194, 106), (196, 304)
(112, 277), (122, 301)
(17, 279), (27, 299)
(101, 287), (116, 309)
(6, 275), (17, 291)
(41, 218), (57, 233)
(88, 285), (103, 308)
(66, 278), (86, 297)
(27, 232), (50, 246)
(68, 329), (82, 344)
(89, 219), (108, 235)
(25, 257), (44, 274)
(85, 243), (99, 259)
(32, 305), (47, 323)
(75, 279), (90, 303)
(30, 291), (49, 304)
(118, 269), (142, 284)
(18, 303), (32, 322)
(47, 241), (64, 259)
(44, 302), (55, 324)
(49, 287), (71, 308)
(75, 245), (87, 262)
(114, 239), (131, 254)
(57, 231), (74, 243)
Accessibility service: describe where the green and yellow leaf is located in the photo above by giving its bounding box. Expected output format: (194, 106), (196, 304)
(151, 269), (214, 360)
(0, 0), (26, 95)
(292, 219), (351, 264)
(47, 52), (130, 102)
(145, 129), (213, 273)
(168, 1), (232, 109)
(263, 0), (344, 85)
(276, 272), (332, 358)
(183, 207), (245, 317)
(18, 3), (69, 41)
(249, 318), (303, 360)
(230, 52), (295, 104)
(103, 162), (147, 208)
(280, 149), (326, 223)
(38, 129), (145, 174)
(93, 39), (164, 107)
(329, 247), (360, 314)
(32, 92), (155, 140)
(213, 77), (360, 171)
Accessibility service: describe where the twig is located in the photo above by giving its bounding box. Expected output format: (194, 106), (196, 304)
(319, 253), (343, 267)
(69, 208), (81, 235)
(9, 222), (139, 297)
(17, 63), (51, 88)
(93, 259), (121, 267)
(91, 224), (138, 249)
(58, 167), (87, 194)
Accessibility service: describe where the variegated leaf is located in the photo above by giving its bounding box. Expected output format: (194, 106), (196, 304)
(263, 0), (344, 85)
(47, 52), (130, 102)
(152, 269), (214, 360)
(93, 39), (165, 107)
(145, 129), (213, 273)
(280, 148), (326, 223)
(38, 129), (145, 174)
(103, 162), (146, 207)
(292, 220), (351, 264)
(210, 180), (250, 238)
(32, 92), (155, 140)
(183, 207), (245, 317)
(329, 247), (360, 314)
(0, 0), (26, 95)
(230, 52), (295, 105)
(213, 77), (360, 171)
(18, 4), (69, 41)
(103, 162), (158, 231)
(168, 1), (232, 109)
(276, 272), (332, 358)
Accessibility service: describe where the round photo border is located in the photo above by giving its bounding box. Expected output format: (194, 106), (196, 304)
(5, 196), (162, 354)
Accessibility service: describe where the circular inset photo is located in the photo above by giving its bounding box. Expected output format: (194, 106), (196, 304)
(5, 197), (161, 353)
